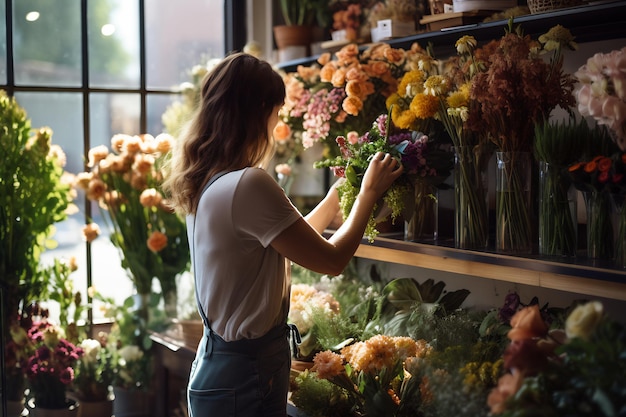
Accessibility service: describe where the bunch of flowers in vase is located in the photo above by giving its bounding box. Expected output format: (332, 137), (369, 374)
(568, 139), (625, 261)
(310, 334), (433, 417)
(487, 300), (626, 416)
(279, 42), (432, 160)
(533, 119), (592, 257)
(421, 35), (494, 249)
(23, 319), (84, 410)
(466, 21), (577, 254)
(0, 90), (76, 404)
(574, 46), (626, 267)
(75, 133), (189, 318)
(314, 112), (453, 242)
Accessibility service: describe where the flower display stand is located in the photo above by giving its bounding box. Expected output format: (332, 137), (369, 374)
(76, 400), (112, 417)
(6, 399), (28, 417)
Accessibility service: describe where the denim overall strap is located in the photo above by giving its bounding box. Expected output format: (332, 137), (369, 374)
(192, 171), (227, 358)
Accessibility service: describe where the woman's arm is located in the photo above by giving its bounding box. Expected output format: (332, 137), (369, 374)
(271, 152), (402, 276)
(303, 178), (343, 234)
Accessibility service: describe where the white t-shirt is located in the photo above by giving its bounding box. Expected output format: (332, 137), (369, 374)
(186, 167), (302, 342)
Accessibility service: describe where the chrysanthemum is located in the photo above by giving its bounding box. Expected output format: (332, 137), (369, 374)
(410, 93), (439, 119)
(313, 351), (345, 379)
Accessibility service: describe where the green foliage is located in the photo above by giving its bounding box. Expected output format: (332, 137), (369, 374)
(0, 90), (73, 327)
(368, 277), (471, 341)
(291, 370), (353, 417)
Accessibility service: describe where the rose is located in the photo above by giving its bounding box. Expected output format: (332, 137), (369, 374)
(507, 304), (549, 341)
(565, 301), (604, 340)
(273, 120), (292, 141)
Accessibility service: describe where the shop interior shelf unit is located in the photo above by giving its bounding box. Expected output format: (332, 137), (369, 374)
(276, 0), (626, 72)
(347, 234), (626, 302)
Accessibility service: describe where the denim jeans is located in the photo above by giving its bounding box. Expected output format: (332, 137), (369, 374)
(187, 324), (291, 417)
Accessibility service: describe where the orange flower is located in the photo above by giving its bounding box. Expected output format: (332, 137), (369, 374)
(584, 160), (597, 173)
(487, 370), (524, 415)
(342, 95), (363, 116)
(87, 178), (106, 201)
(139, 188), (163, 207)
(312, 351), (345, 379)
(273, 120), (291, 141)
(147, 231), (168, 252)
(507, 304), (549, 341)
(82, 223), (101, 243)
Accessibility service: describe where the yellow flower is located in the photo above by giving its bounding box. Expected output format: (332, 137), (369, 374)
(423, 75), (449, 96)
(456, 35), (477, 55)
(446, 86), (469, 109)
(565, 301), (604, 340)
(410, 93), (439, 119)
(539, 24), (577, 52)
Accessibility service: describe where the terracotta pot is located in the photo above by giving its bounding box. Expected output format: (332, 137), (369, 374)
(273, 25), (312, 51)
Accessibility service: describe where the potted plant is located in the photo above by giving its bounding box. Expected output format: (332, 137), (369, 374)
(274, 0), (331, 52)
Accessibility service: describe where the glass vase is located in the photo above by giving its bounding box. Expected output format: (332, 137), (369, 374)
(495, 152), (533, 254)
(538, 161), (577, 257)
(404, 181), (438, 243)
(611, 193), (626, 269)
(583, 190), (614, 260)
(454, 145), (490, 250)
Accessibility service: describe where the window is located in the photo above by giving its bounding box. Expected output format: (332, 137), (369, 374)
(2, 0), (228, 321)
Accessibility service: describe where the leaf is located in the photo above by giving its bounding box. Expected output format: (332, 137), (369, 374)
(416, 278), (445, 303)
(439, 289), (471, 313)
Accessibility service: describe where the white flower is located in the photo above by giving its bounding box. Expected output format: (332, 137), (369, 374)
(565, 301), (604, 340)
(79, 339), (102, 364)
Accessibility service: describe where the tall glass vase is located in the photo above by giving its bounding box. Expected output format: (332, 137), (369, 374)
(495, 152), (533, 254)
(611, 193), (626, 269)
(583, 190), (614, 260)
(404, 181), (438, 243)
(454, 146), (490, 250)
(538, 161), (577, 257)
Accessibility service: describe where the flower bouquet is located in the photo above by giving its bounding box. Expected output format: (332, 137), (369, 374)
(466, 22), (576, 253)
(568, 149), (626, 261)
(487, 301), (626, 416)
(280, 42), (432, 159)
(425, 35), (494, 249)
(314, 112), (452, 242)
(24, 319), (84, 409)
(308, 335), (433, 417)
(75, 133), (189, 318)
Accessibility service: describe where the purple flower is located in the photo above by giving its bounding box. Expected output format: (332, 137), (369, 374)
(499, 293), (521, 323)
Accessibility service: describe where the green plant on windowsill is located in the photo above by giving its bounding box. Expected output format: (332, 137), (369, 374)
(279, 0), (330, 26)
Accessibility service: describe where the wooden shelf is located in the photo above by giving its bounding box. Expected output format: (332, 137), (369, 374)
(276, 0), (626, 72)
(350, 234), (626, 301)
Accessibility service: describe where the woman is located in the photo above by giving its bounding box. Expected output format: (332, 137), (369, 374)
(163, 52), (402, 417)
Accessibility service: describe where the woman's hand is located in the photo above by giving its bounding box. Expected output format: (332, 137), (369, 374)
(359, 151), (404, 204)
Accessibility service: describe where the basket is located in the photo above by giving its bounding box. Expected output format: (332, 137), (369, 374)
(527, 0), (583, 14)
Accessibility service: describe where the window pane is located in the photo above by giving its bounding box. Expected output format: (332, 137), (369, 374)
(89, 93), (141, 315)
(14, 92), (87, 322)
(148, 93), (178, 135)
(90, 92), (141, 142)
(13, 0), (81, 87)
(145, 0), (224, 89)
(89, 0), (140, 88)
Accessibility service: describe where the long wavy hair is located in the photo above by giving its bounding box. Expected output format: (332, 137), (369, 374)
(163, 52), (285, 214)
